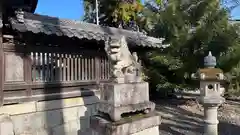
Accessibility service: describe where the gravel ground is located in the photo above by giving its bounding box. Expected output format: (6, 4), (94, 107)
(154, 99), (240, 135)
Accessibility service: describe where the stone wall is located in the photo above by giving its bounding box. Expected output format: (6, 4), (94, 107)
(0, 95), (100, 135)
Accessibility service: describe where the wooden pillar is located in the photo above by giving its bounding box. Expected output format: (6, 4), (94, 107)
(24, 35), (33, 100)
(95, 56), (100, 84)
(0, 1), (4, 106)
(24, 52), (33, 99)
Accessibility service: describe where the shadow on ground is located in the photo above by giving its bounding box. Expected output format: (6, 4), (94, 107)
(154, 99), (240, 135)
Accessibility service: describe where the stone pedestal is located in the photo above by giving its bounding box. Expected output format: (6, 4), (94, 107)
(199, 97), (225, 135)
(91, 81), (160, 135)
(98, 82), (155, 121)
(90, 112), (161, 135)
(0, 114), (14, 135)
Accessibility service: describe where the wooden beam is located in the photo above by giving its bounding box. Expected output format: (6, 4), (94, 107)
(0, 1), (3, 106)
(24, 50), (32, 98)
(95, 56), (100, 84)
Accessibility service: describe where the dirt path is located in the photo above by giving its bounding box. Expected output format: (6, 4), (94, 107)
(154, 99), (240, 135)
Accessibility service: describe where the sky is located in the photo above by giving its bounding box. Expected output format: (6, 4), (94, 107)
(35, 0), (84, 20)
(232, 8), (240, 19)
(35, 0), (240, 20)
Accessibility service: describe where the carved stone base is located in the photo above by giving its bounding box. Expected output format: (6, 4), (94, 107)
(90, 112), (161, 135)
(98, 82), (154, 121)
(124, 74), (142, 83)
(100, 82), (150, 107)
(97, 101), (155, 121)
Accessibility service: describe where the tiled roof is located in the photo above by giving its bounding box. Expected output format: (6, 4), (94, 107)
(229, 20), (240, 25)
(9, 12), (168, 48)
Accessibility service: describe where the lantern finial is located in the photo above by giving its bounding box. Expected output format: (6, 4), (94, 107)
(204, 51), (216, 68)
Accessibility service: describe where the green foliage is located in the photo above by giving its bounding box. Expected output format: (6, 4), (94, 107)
(155, 0), (161, 4)
(83, 0), (143, 27)
(83, 0), (240, 96)
(140, 0), (240, 92)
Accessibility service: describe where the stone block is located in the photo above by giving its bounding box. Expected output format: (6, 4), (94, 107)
(79, 117), (90, 130)
(124, 74), (142, 83)
(52, 125), (66, 135)
(77, 106), (88, 118)
(51, 122), (69, 135)
(52, 119), (81, 135)
(131, 126), (159, 135)
(51, 118), (92, 135)
(90, 112), (161, 135)
(11, 113), (39, 135)
(0, 102), (36, 115)
(43, 109), (64, 128)
(78, 129), (96, 135)
(36, 129), (51, 135)
(0, 114), (14, 135)
(62, 107), (79, 123)
(91, 126), (159, 135)
(91, 104), (98, 116)
(11, 109), (63, 135)
(98, 101), (155, 121)
(68, 119), (80, 130)
(77, 104), (98, 118)
(63, 131), (79, 135)
(30, 109), (63, 130)
(37, 96), (99, 111)
(101, 82), (149, 107)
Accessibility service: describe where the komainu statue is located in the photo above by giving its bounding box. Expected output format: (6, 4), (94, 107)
(105, 36), (142, 83)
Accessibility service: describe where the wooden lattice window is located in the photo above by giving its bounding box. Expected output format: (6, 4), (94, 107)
(31, 52), (110, 82)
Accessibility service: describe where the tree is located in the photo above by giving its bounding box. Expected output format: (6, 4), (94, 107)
(83, 0), (143, 28)
(83, 0), (240, 97)
(139, 0), (240, 96)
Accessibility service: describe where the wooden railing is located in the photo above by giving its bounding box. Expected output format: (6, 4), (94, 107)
(31, 52), (110, 82)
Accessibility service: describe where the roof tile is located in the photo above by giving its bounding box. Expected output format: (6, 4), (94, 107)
(9, 12), (168, 48)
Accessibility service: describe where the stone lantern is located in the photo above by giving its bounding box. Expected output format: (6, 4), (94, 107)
(192, 51), (225, 135)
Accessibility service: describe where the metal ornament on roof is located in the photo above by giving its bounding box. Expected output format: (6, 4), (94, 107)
(204, 51), (216, 68)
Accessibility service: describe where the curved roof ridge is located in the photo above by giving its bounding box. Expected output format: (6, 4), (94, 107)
(10, 12), (168, 48)
(24, 12), (149, 36)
